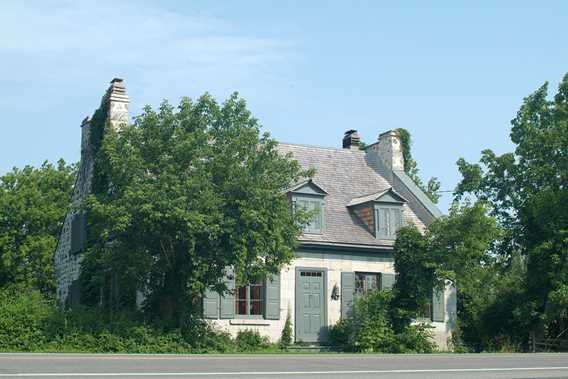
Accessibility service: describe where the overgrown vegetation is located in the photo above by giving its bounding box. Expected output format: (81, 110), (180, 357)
(0, 286), (280, 353)
(330, 290), (436, 353)
(452, 73), (568, 351)
(1, 73), (566, 354)
(0, 160), (76, 296)
(82, 93), (312, 328)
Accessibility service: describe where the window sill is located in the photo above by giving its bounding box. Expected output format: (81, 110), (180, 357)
(229, 319), (271, 326)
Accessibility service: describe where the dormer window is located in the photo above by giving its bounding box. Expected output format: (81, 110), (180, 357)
(288, 179), (328, 235)
(293, 196), (325, 234)
(375, 205), (404, 239)
(348, 188), (407, 240)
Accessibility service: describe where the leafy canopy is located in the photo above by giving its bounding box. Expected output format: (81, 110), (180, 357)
(0, 160), (76, 295)
(455, 73), (568, 338)
(392, 201), (501, 335)
(82, 93), (311, 321)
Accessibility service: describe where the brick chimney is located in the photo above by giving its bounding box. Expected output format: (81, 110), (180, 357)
(342, 129), (361, 149)
(366, 130), (404, 172)
(107, 78), (129, 129)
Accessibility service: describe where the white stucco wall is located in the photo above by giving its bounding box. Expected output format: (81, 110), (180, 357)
(211, 251), (455, 350)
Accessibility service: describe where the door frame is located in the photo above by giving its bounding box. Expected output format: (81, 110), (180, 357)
(294, 266), (328, 343)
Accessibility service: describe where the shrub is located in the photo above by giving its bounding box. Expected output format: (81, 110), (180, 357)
(329, 290), (435, 353)
(0, 285), (54, 351)
(279, 313), (293, 348)
(235, 329), (271, 352)
(0, 286), (237, 353)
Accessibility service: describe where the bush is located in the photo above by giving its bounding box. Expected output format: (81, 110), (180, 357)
(279, 313), (293, 348)
(0, 285), (54, 351)
(0, 286), (285, 353)
(329, 290), (435, 353)
(235, 329), (271, 352)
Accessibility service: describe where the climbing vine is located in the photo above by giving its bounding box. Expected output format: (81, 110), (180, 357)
(394, 128), (441, 204)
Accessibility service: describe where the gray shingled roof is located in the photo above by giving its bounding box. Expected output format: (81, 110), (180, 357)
(277, 143), (435, 249)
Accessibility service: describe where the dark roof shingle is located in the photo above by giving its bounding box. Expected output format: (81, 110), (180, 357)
(277, 143), (430, 249)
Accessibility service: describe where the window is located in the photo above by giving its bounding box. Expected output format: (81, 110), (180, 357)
(418, 300), (433, 320)
(293, 196), (325, 234)
(71, 213), (86, 254)
(235, 281), (264, 316)
(375, 206), (404, 239)
(355, 272), (381, 296)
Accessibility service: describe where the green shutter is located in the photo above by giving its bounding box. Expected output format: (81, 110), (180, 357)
(71, 213), (86, 255)
(203, 288), (219, 319)
(381, 273), (396, 290)
(432, 287), (445, 322)
(341, 272), (355, 318)
(265, 272), (281, 320)
(220, 268), (235, 319)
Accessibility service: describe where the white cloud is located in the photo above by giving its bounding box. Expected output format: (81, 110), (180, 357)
(0, 1), (294, 88)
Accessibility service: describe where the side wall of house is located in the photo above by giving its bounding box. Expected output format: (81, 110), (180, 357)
(211, 250), (456, 350)
(54, 119), (93, 303)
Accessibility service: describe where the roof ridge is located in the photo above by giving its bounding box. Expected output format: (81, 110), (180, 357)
(278, 141), (365, 153)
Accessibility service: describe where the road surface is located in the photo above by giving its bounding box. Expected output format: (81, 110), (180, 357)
(1, 353), (567, 378)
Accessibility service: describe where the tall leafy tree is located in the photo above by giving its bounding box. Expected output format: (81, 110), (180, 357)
(392, 201), (500, 337)
(82, 93), (311, 324)
(455, 73), (568, 340)
(0, 160), (76, 295)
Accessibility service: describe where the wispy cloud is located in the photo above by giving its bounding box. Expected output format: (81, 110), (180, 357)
(0, 1), (294, 90)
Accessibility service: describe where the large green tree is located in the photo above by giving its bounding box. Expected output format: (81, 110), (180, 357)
(0, 160), (76, 295)
(455, 73), (568, 341)
(81, 93), (311, 324)
(392, 201), (501, 338)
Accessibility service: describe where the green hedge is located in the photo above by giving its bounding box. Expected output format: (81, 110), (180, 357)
(0, 286), (277, 353)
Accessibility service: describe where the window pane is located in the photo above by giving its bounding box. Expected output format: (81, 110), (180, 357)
(355, 272), (380, 295)
(250, 282), (263, 315)
(235, 286), (247, 315)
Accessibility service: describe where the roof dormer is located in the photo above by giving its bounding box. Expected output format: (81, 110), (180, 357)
(288, 179), (327, 234)
(348, 188), (407, 239)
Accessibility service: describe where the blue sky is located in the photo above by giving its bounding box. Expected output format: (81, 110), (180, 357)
(1, 1), (567, 212)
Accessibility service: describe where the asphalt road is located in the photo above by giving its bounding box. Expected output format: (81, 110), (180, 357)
(1, 353), (568, 378)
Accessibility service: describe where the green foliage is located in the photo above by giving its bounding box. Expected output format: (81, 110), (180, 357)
(393, 201), (509, 351)
(0, 160), (76, 295)
(279, 312), (293, 348)
(391, 226), (436, 331)
(0, 285), (53, 351)
(235, 329), (271, 352)
(329, 290), (435, 353)
(83, 93), (310, 322)
(0, 287), (280, 353)
(395, 128), (441, 203)
(455, 72), (568, 343)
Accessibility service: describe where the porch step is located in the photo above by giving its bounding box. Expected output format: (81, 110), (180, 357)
(287, 344), (338, 353)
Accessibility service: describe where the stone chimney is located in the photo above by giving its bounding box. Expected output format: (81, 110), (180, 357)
(366, 130), (404, 172)
(107, 78), (129, 129)
(342, 129), (360, 149)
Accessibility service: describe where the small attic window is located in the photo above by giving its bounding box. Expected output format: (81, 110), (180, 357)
(348, 188), (407, 240)
(293, 196), (325, 234)
(375, 205), (404, 240)
(288, 179), (327, 234)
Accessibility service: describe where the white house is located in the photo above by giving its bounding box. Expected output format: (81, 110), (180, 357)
(55, 79), (457, 349)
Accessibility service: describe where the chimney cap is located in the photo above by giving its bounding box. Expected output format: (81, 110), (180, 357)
(342, 129), (360, 149)
(378, 129), (399, 138)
